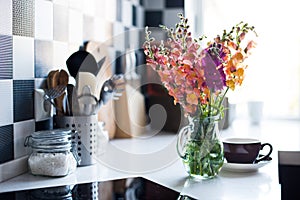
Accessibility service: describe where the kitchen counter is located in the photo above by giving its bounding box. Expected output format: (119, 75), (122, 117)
(1, 119), (300, 199)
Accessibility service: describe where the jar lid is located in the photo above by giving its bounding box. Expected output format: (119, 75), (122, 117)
(31, 128), (72, 139)
(25, 129), (75, 151)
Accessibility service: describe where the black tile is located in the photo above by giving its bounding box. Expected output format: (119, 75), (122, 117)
(132, 5), (137, 26)
(165, 0), (184, 8)
(34, 40), (53, 78)
(116, 0), (122, 22)
(12, 0), (34, 37)
(35, 118), (53, 131)
(145, 11), (162, 27)
(0, 125), (13, 164)
(13, 80), (34, 122)
(115, 50), (125, 74)
(0, 35), (13, 79)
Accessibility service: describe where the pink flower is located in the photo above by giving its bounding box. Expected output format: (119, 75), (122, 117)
(143, 16), (256, 117)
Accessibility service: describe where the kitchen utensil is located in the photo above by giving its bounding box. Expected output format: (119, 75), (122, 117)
(99, 74), (125, 105)
(47, 70), (59, 89)
(78, 85), (98, 116)
(66, 84), (74, 116)
(95, 56), (106, 76)
(66, 51), (99, 78)
(83, 40), (107, 77)
(43, 85), (66, 110)
(55, 70), (69, 116)
(47, 70), (60, 113)
(76, 72), (100, 100)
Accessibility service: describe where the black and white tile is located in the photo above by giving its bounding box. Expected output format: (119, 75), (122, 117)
(0, 0), (146, 166)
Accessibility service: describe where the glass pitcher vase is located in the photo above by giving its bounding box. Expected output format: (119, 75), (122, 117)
(177, 115), (224, 180)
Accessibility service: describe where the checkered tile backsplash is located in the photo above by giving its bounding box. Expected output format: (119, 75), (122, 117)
(0, 0), (183, 166)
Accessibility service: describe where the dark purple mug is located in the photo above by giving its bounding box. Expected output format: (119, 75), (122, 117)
(223, 138), (273, 164)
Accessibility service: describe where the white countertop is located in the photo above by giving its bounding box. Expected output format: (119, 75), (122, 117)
(1, 119), (300, 199)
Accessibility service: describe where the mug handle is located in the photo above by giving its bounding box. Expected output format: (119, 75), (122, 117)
(256, 143), (273, 163)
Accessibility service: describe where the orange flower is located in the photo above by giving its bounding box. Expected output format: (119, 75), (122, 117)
(226, 80), (235, 90)
(186, 93), (198, 105)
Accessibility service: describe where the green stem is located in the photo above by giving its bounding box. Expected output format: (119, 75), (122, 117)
(218, 87), (229, 109)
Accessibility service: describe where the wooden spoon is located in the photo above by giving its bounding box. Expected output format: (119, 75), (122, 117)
(55, 69), (69, 116)
(47, 70), (59, 90)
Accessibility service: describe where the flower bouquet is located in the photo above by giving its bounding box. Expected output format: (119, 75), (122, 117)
(143, 14), (257, 179)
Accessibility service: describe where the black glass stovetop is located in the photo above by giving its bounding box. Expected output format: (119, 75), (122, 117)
(0, 177), (195, 200)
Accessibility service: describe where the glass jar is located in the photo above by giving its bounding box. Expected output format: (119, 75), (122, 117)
(25, 129), (79, 177)
(29, 185), (74, 200)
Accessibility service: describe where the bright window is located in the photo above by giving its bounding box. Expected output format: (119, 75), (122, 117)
(186, 0), (300, 119)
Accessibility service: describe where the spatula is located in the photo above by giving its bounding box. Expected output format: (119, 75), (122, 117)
(66, 51), (99, 78)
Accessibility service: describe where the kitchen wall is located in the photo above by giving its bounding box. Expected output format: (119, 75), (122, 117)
(0, 0), (144, 166)
(0, 0), (184, 177)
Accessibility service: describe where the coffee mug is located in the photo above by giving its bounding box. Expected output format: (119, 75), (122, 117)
(223, 138), (273, 164)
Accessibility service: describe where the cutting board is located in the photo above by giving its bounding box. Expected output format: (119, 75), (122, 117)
(85, 41), (116, 139)
(114, 84), (147, 138)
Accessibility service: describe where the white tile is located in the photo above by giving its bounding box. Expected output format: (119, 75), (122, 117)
(143, 0), (165, 10)
(68, 43), (81, 57)
(105, 0), (116, 22)
(0, 80), (13, 126)
(0, 0), (12, 35)
(83, 0), (95, 16)
(163, 8), (184, 28)
(34, 78), (47, 89)
(94, 17), (106, 42)
(13, 36), (34, 79)
(53, 0), (69, 6)
(35, 0), (53, 40)
(13, 120), (34, 159)
(68, 9), (83, 43)
(113, 22), (125, 51)
(131, 0), (140, 6)
(136, 6), (144, 28)
(68, 0), (82, 10)
(107, 46), (117, 74)
(129, 28), (140, 50)
(0, 156), (28, 182)
(122, 0), (132, 27)
(94, 0), (106, 18)
(83, 15), (95, 41)
(53, 41), (68, 71)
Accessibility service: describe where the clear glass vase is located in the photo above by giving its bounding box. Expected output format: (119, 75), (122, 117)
(177, 115), (224, 180)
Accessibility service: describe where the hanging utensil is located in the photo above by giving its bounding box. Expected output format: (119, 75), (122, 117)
(66, 51), (99, 78)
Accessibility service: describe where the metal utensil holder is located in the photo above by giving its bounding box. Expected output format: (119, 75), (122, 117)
(54, 115), (98, 166)
(73, 182), (98, 200)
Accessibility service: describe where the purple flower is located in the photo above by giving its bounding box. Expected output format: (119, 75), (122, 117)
(201, 48), (226, 91)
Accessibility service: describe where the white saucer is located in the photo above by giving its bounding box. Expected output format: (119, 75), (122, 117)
(221, 160), (271, 173)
